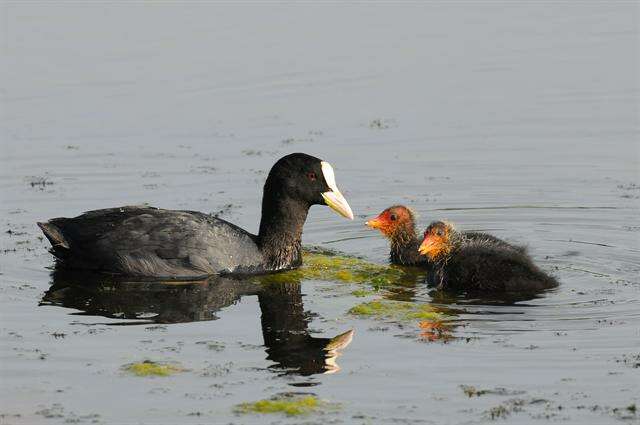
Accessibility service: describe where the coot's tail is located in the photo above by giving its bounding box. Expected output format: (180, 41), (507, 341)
(37, 221), (71, 258)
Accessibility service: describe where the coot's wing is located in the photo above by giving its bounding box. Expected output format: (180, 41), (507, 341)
(38, 206), (264, 278)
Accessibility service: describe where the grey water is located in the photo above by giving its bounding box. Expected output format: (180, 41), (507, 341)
(1, 2), (639, 424)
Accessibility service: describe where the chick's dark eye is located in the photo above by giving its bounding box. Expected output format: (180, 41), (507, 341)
(436, 229), (443, 236)
(390, 214), (397, 221)
(306, 171), (317, 181)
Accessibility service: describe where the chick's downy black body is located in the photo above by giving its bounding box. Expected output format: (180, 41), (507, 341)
(421, 222), (557, 294)
(438, 240), (557, 293)
(38, 153), (353, 278)
(389, 232), (427, 266)
(459, 231), (527, 255)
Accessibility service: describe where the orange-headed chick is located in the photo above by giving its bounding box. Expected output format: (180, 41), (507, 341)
(418, 221), (557, 294)
(366, 206), (428, 266)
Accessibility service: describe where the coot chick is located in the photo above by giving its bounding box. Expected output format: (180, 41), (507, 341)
(418, 221), (557, 293)
(38, 153), (354, 278)
(366, 205), (524, 267)
(365, 206), (427, 266)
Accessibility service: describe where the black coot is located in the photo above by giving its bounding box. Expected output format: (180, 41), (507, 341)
(418, 221), (558, 293)
(38, 153), (354, 278)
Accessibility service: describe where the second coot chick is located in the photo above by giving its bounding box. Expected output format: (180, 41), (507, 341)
(418, 221), (558, 293)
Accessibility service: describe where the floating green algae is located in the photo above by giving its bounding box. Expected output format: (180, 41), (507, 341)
(350, 299), (459, 341)
(348, 299), (446, 322)
(351, 289), (376, 297)
(257, 249), (421, 289)
(123, 360), (184, 377)
(234, 395), (320, 416)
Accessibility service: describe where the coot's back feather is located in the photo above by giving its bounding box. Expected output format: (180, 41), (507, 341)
(39, 206), (264, 278)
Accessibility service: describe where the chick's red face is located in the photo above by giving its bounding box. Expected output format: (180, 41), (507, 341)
(365, 206), (412, 237)
(418, 222), (451, 260)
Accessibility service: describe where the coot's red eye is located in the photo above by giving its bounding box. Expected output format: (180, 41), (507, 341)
(307, 172), (317, 181)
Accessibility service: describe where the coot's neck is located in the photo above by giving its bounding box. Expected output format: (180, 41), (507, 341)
(258, 194), (309, 271)
(389, 224), (425, 266)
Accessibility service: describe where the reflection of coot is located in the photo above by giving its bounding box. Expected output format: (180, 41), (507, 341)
(259, 282), (353, 375)
(40, 271), (259, 323)
(41, 270), (353, 376)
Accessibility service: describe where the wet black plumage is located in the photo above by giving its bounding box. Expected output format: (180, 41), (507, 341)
(38, 153), (352, 278)
(420, 221), (558, 294)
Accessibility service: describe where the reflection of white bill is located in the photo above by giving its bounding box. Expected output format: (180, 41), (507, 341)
(322, 329), (355, 374)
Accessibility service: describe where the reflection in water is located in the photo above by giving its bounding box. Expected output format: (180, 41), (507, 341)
(377, 266), (552, 306)
(418, 320), (456, 343)
(427, 286), (556, 306)
(259, 281), (353, 375)
(356, 266), (557, 343)
(41, 271), (260, 323)
(40, 270), (353, 376)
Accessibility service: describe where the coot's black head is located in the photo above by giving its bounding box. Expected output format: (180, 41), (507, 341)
(264, 153), (353, 219)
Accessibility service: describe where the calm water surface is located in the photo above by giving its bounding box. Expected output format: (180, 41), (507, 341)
(1, 3), (639, 424)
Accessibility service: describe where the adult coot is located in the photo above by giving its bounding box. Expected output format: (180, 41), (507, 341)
(365, 205), (523, 267)
(38, 153), (354, 278)
(418, 221), (557, 293)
